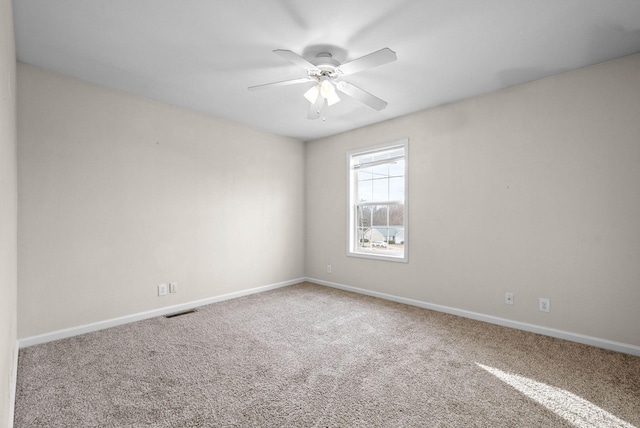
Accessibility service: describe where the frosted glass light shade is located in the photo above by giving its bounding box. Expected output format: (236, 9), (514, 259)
(325, 88), (340, 106)
(304, 85), (319, 104)
(320, 80), (340, 106)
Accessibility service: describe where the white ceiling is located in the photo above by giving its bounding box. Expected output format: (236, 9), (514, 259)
(13, 0), (640, 141)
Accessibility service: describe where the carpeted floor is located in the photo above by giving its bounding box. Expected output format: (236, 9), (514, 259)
(14, 282), (640, 427)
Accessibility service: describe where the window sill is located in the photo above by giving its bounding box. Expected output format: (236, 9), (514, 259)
(347, 251), (408, 263)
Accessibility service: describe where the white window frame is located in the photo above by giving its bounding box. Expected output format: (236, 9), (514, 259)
(347, 139), (408, 263)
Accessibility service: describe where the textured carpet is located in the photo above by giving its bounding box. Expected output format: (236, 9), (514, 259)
(14, 282), (640, 427)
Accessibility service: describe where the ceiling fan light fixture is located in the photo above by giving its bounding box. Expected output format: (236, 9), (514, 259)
(303, 85), (320, 104)
(251, 47), (396, 118)
(319, 79), (334, 97)
(325, 87), (340, 106)
(320, 79), (340, 106)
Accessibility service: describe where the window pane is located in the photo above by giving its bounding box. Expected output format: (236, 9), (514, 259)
(389, 177), (404, 202)
(356, 227), (369, 250)
(372, 204), (388, 227)
(356, 205), (372, 228)
(389, 203), (404, 226)
(357, 167), (374, 181)
(358, 180), (372, 202)
(372, 163), (388, 178)
(372, 178), (389, 202)
(389, 159), (404, 177)
(354, 203), (405, 257)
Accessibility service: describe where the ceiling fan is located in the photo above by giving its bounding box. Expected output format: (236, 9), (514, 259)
(248, 47), (397, 120)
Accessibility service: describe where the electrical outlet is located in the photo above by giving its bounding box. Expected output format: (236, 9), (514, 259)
(158, 284), (167, 296)
(539, 298), (550, 312)
(326, 265), (332, 274)
(169, 282), (178, 293)
(505, 292), (514, 305)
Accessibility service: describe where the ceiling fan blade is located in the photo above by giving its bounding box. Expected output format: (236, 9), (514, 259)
(248, 77), (313, 91)
(338, 48), (397, 76)
(307, 97), (325, 120)
(336, 81), (388, 111)
(273, 49), (319, 71)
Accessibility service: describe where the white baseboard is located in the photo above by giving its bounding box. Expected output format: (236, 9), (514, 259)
(18, 278), (305, 348)
(8, 340), (18, 428)
(18, 276), (640, 357)
(308, 277), (640, 357)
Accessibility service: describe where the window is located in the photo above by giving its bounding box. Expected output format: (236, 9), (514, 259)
(348, 139), (408, 262)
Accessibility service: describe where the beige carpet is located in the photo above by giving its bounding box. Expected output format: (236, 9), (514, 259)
(14, 282), (640, 427)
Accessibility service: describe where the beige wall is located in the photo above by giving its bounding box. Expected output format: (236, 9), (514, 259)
(14, 48), (640, 350)
(17, 63), (305, 338)
(0, 0), (17, 426)
(306, 54), (640, 346)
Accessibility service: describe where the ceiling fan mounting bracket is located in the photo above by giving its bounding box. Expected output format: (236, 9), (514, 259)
(309, 52), (340, 79)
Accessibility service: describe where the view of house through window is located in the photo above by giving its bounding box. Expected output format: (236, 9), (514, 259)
(348, 140), (407, 261)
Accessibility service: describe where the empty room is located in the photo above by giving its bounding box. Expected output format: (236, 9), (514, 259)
(2, 1), (640, 427)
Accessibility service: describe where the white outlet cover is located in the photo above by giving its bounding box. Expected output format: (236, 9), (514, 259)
(539, 298), (550, 312)
(158, 284), (167, 296)
(505, 292), (514, 304)
(169, 282), (177, 293)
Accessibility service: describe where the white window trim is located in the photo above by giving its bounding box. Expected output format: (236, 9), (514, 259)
(346, 139), (409, 263)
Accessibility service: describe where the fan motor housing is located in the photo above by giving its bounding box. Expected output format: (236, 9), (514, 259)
(310, 52), (340, 78)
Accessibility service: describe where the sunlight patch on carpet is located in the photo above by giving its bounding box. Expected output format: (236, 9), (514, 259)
(476, 363), (636, 428)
